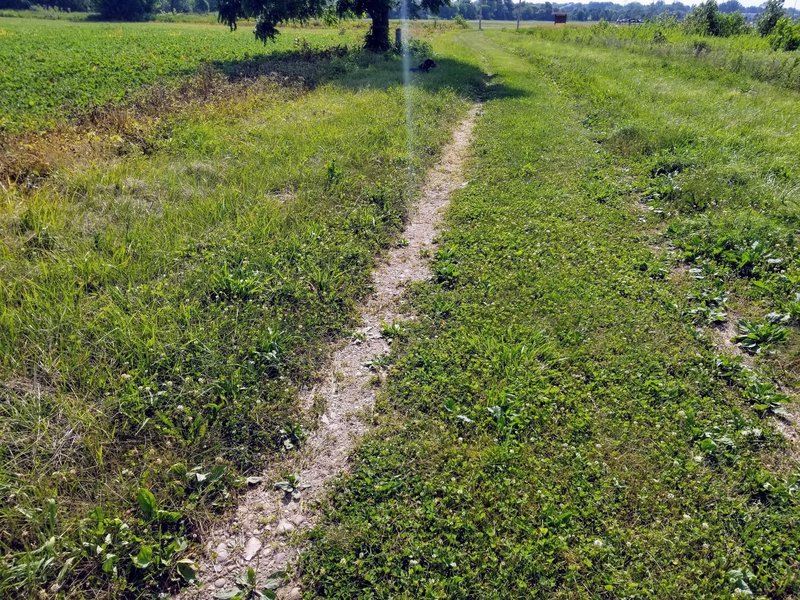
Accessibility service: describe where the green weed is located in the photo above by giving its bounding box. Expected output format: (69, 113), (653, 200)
(302, 29), (800, 598)
(733, 319), (789, 354)
(215, 567), (285, 600)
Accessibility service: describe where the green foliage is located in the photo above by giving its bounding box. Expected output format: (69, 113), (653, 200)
(757, 0), (785, 36)
(303, 29), (800, 598)
(768, 16), (800, 51)
(0, 18), (359, 132)
(3, 17), (799, 599)
(683, 0), (748, 37)
(0, 22), (482, 596)
(273, 474), (310, 500)
(717, 10), (749, 37)
(215, 567), (285, 599)
(93, 0), (158, 20)
(218, 0), (451, 50)
(523, 21), (800, 90)
(733, 319), (789, 354)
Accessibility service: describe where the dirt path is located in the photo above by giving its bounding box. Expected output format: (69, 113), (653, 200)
(184, 105), (480, 599)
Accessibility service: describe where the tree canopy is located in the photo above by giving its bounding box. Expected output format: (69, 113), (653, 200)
(683, 0), (748, 37)
(217, 0), (450, 51)
(93, 0), (158, 20)
(757, 0), (785, 36)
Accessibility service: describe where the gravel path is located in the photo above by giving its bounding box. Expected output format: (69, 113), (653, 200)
(183, 104), (481, 599)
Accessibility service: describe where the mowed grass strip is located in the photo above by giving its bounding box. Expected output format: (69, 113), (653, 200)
(0, 35), (482, 595)
(302, 31), (799, 598)
(501, 30), (800, 386)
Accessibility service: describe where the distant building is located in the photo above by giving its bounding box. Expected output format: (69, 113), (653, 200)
(554, 12), (567, 24)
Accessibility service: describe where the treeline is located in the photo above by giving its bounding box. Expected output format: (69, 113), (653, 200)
(418, 0), (800, 23)
(0, 0), (215, 16)
(430, 0), (697, 21)
(3, 0), (799, 29)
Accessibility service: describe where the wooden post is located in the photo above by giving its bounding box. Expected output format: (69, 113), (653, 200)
(395, 27), (402, 48)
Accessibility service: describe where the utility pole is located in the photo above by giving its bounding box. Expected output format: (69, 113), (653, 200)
(517, 0), (521, 29)
(479, 2), (483, 30)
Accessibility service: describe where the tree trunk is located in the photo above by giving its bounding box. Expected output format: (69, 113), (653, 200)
(365, 5), (391, 52)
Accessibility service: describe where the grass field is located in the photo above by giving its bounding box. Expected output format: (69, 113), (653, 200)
(1, 12), (799, 599)
(301, 28), (800, 599)
(528, 22), (800, 90)
(0, 19), (482, 596)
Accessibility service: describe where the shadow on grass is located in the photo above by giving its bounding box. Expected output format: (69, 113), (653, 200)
(208, 45), (527, 103)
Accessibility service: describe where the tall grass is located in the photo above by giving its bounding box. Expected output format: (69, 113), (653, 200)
(526, 22), (800, 91)
(504, 29), (800, 380)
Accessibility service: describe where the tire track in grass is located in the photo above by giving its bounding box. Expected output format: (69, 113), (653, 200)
(183, 104), (481, 599)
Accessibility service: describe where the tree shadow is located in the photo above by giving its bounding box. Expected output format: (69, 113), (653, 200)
(207, 45), (527, 103)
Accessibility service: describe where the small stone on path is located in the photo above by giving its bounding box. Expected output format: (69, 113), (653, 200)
(214, 543), (229, 561)
(282, 587), (302, 600)
(276, 519), (295, 535)
(243, 537), (262, 561)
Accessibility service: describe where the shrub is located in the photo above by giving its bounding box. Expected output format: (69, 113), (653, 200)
(684, 0), (748, 37)
(453, 14), (468, 28)
(768, 16), (800, 51)
(653, 29), (668, 44)
(717, 11), (749, 36)
(733, 319), (789, 353)
(684, 0), (721, 35)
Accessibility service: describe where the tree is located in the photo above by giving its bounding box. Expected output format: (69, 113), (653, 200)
(40, 0), (92, 9)
(718, 0), (743, 13)
(218, 0), (450, 51)
(166, 0), (192, 11)
(93, 0), (157, 19)
(683, 0), (748, 36)
(757, 0), (784, 36)
(684, 0), (722, 35)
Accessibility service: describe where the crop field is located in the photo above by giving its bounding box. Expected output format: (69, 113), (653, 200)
(1, 10), (799, 600)
(0, 18), (364, 132)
